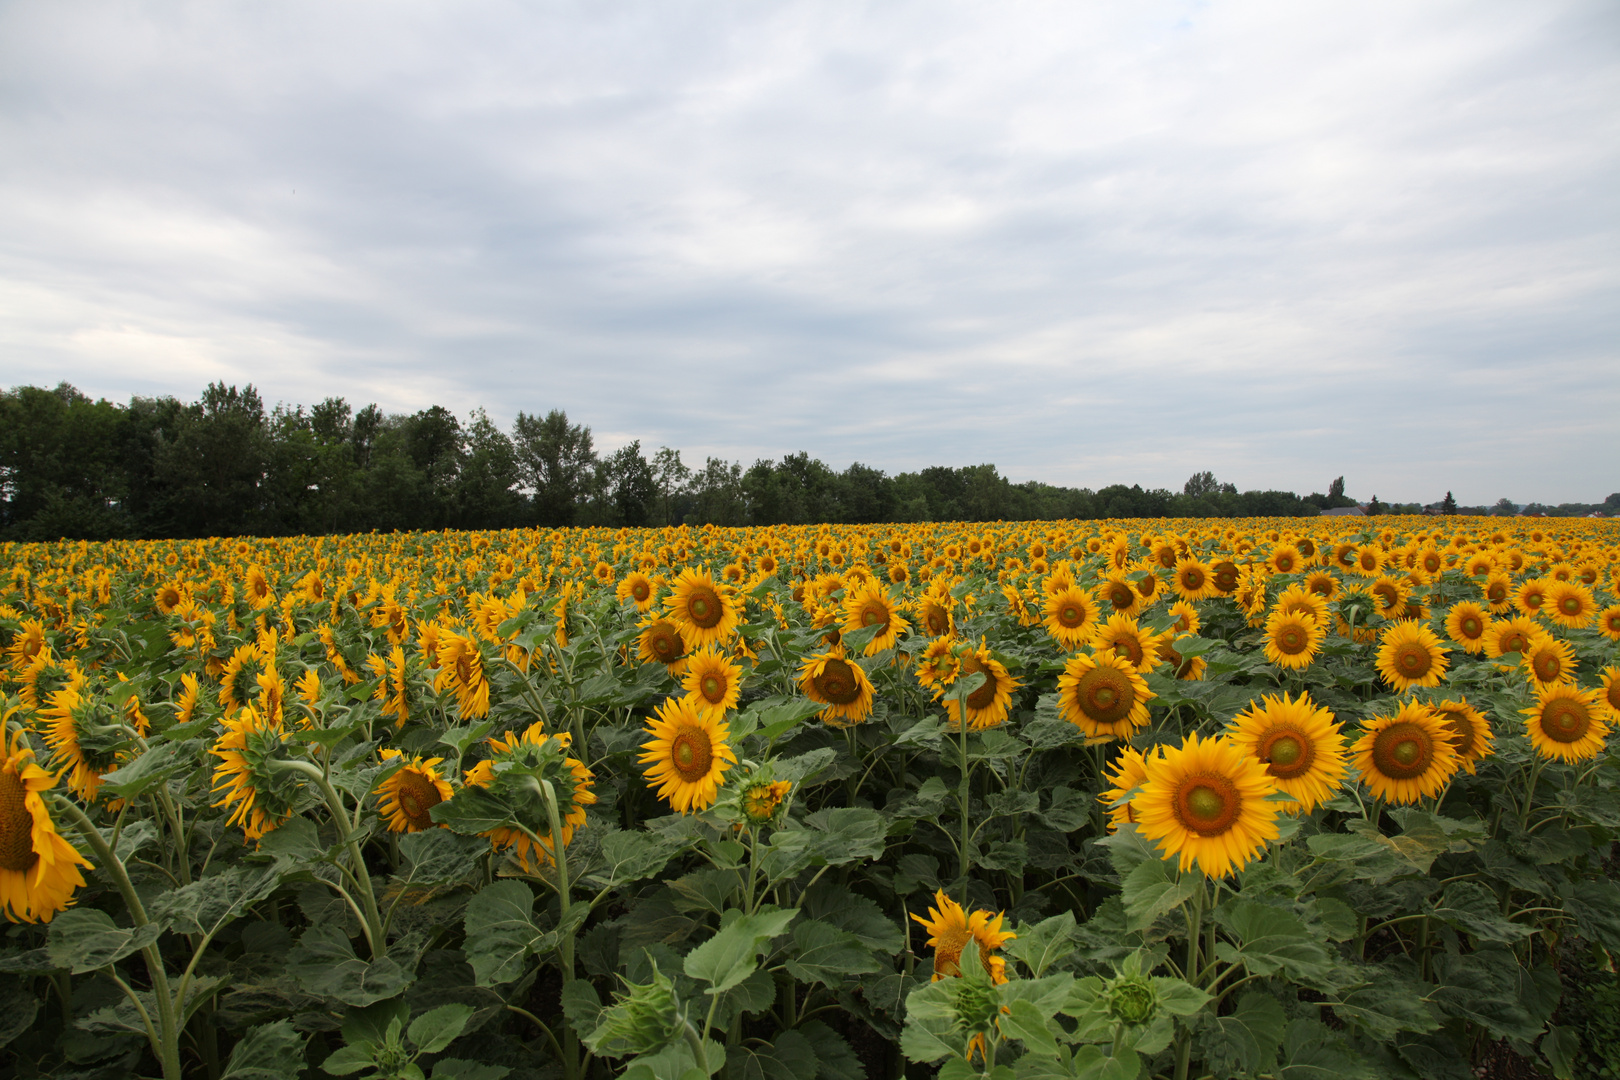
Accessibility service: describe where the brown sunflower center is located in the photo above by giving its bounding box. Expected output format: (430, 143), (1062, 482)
(1074, 667), (1134, 725)
(1394, 643), (1432, 676)
(0, 769), (39, 874)
(1373, 585), (1399, 611)
(923, 604), (948, 636)
(960, 658), (998, 710)
(1371, 722), (1435, 780)
(393, 770), (442, 828)
(1559, 596), (1582, 615)
(685, 587), (721, 628)
(1540, 700), (1590, 743)
(1501, 631), (1529, 655)
(1181, 569), (1204, 590)
(1260, 729), (1316, 779)
(1608, 682), (1620, 713)
(671, 726), (715, 782)
(1105, 632), (1142, 666)
(861, 603), (887, 628)
(700, 674), (726, 704)
(814, 659), (862, 705)
(1175, 774), (1241, 837)
(1436, 710), (1477, 757)
(1275, 555), (1295, 572)
(1106, 584), (1135, 610)
(1532, 649), (1563, 683)
(1275, 624), (1308, 655)
(1460, 616), (1482, 637)
(631, 580), (651, 602)
(647, 625), (681, 661)
(1487, 583), (1508, 602)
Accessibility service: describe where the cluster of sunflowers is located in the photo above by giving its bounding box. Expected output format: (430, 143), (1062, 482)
(2, 513), (1619, 1079)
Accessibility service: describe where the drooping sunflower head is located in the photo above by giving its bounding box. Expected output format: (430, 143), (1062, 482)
(798, 648), (876, 727)
(1430, 699), (1495, 774)
(375, 749), (453, 832)
(1132, 731), (1281, 879)
(1350, 702), (1461, 804)
(1226, 692), (1346, 814)
(1057, 650), (1154, 740)
(1522, 635), (1576, 689)
(1154, 636), (1207, 681)
(665, 569), (740, 648)
(910, 889), (1016, 982)
(1522, 683), (1610, 763)
(1, 728), (92, 923)
(638, 695), (738, 814)
(1042, 585), (1099, 649)
(1444, 601), (1491, 653)
(465, 721), (597, 868)
(682, 645), (744, 719)
(40, 686), (131, 803)
(1375, 620), (1450, 692)
(842, 582), (910, 655)
(210, 706), (306, 842)
(433, 633), (491, 719)
(1263, 610), (1325, 671)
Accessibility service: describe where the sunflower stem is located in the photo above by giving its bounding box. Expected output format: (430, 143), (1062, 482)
(275, 759), (385, 958)
(54, 794), (183, 1080)
(539, 778), (581, 1080)
(1519, 756), (1546, 831)
(958, 692), (972, 897)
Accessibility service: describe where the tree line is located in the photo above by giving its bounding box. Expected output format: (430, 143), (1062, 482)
(0, 381), (1416, 541)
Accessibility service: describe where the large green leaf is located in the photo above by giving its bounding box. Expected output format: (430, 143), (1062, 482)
(798, 1020), (864, 1080)
(801, 884), (904, 953)
(150, 864), (287, 938)
(799, 808), (890, 865)
(287, 924), (415, 1007)
(1195, 991), (1286, 1078)
(684, 908), (800, 996)
(46, 909), (162, 974)
(462, 879), (557, 987)
(1211, 901), (1336, 985)
(221, 1020), (309, 1080)
(98, 738), (203, 798)
(1120, 858), (1195, 933)
(1275, 1019), (1377, 1080)
(1005, 911), (1077, 978)
(783, 920), (884, 987)
(581, 829), (683, 891)
(1430, 947), (1539, 1041)
(0, 982), (39, 1048)
(726, 1029), (818, 1080)
(408, 1003), (476, 1055)
(1327, 962), (1439, 1040)
(1428, 882), (1533, 944)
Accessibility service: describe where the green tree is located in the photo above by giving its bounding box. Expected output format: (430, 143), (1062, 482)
(1441, 491), (1458, 515)
(513, 410), (596, 526)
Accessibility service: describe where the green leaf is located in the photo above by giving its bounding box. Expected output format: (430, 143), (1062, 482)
(462, 879), (555, 987)
(432, 1059), (512, 1080)
(1541, 1024), (1580, 1080)
(0, 982), (40, 1048)
(798, 1020), (864, 1080)
(1120, 858), (1195, 933)
(98, 738), (203, 798)
(223, 1020), (309, 1080)
(342, 996), (410, 1050)
(1005, 911), (1077, 978)
(775, 748), (838, 783)
(802, 884), (905, 953)
(683, 908), (799, 995)
(797, 807), (889, 866)
(582, 829), (681, 890)
(1327, 962), (1439, 1040)
(46, 909), (163, 973)
(287, 924), (416, 1007)
(1562, 878), (1620, 953)
(1428, 882), (1533, 944)
(394, 828), (488, 885)
(322, 1044), (380, 1076)
(1211, 901), (1335, 985)
(1150, 977), (1210, 1017)
(1276, 1019), (1377, 1080)
(408, 1003), (476, 1055)
(1195, 991), (1286, 1078)
(1430, 947), (1539, 1041)
(151, 864), (287, 938)
(430, 782), (527, 835)
(727, 1029), (818, 1080)
(999, 998), (1062, 1059)
(784, 920), (883, 987)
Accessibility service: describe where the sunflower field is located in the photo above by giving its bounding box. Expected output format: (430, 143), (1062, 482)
(4, 517), (1620, 1080)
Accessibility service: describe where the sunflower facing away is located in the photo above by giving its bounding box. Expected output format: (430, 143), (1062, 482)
(1522, 683), (1610, 763)
(798, 647), (876, 727)
(1057, 651), (1154, 740)
(639, 695), (737, 814)
(434, 633), (491, 719)
(39, 686), (130, 803)
(1375, 621), (1450, 692)
(1, 728), (93, 923)
(1132, 732), (1281, 879)
(1597, 667), (1620, 724)
(1263, 610), (1324, 670)
(911, 889), (1016, 982)
(1226, 692), (1346, 814)
(465, 722), (596, 867)
(1098, 745), (1152, 832)
(210, 706), (302, 842)
(375, 750), (454, 832)
(682, 645), (744, 720)
(1430, 698), (1496, 774)
(1350, 702), (1461, 804)
(1042, 586), (1100, 650)
(665, 568), (740, 648)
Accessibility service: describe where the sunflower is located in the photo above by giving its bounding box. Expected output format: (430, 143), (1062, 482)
(910, 593), (950, 642)
(665, 568), (740, 648)
(1513, 578), (1552, 620)
(1545, 581), (1596, 630)
(639, 695), (737, 814)
(1267, 544), (1304, 576)
(1352, 545), (1385, 577)
(375, 750), (453, 832)
(1094, 612), (1162, 673)
(911, 890), (1016, 982)
(1598, 605), (1620, 642)
(1226, 693), (1346, 814)
(434, 633), (490, 719)
(1132, 732), (1280, 878)
(1444, 601), (1491, 654)
(1303, 570), (1340, 600)
(40, 687), (128, 803)
(1375, 621), (1450, 692)
(244, 564), (275, 609)
(948, 644), (1020, 731)
(6, 619), (49, 670)
(1098, 573), (1144, 618)
(1350, 702), (1461, 804)
(1483, 616), (1545, 661)
(1522, 683), (1609, 763)
(210, 706), (302, 841)
(1263, 610), (1325, 670)
(1367, 576), (1409, 619)
(154, 582), (186, 615)
(915, 637), (961, 692)
(842, 582), (910, 654)
(1042, 586), (1100, 649)
(1155, 636), (1207, 681)
(741, 779), (793, 824)
(1430, 699), (1495, 774)
(465, 722), (596, 867)
(637, 616), (688, 673)
(219, 641), (269, 714)
(1210, 559), (1242, 596)
(1481, 572), (1515, 614)
(1056, 651), (1154, 740)
(1274, 585), (1329, 625)
(175, 672), (203, 725)
(1167, 600), (1201, 636)
(798, 648), (876, 727)
(1098, 745), (1151, 831)
(1, 729), (92, 923)
(1522, 635), (1576, 689)
(366, 645), (411, 727)
(682, 645), (744, 720)
(1598, 667), (1620, 723)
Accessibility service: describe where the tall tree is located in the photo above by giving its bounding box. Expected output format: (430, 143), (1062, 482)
(153, 383), (268, 537)
(597, 440), (657, 526)
(512, 410), (596, 526)
(651, 446), (691, 525)
(1441, 491), (1457, 515)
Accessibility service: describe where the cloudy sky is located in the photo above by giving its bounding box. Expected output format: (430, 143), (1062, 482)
(2, 1), (1616, 506)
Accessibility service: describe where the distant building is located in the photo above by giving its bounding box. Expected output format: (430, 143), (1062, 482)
(1321, 506), (1366, 517)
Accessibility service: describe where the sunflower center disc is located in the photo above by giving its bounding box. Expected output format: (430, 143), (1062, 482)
(1463, 618), (1480, 636)
(0, 771), (39, 873)
(1281, 630), (1302, 652)
(396, 772), (441, 827)
(1177, 775), (1240, 836)
(1399, 648), (1427, 673)
(1269, 736), (1302, 766)
(1543, 703), (1589, 742)
(1062, 607), (1079, 624)
(1536, 655), (1559, 681)
(1373, 723), (1434, 780)
(671, 728), (714, 782)
(1562, 598), (1580, 614)
(816, 660), (861, 705)
(702, 676), (723, 701)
